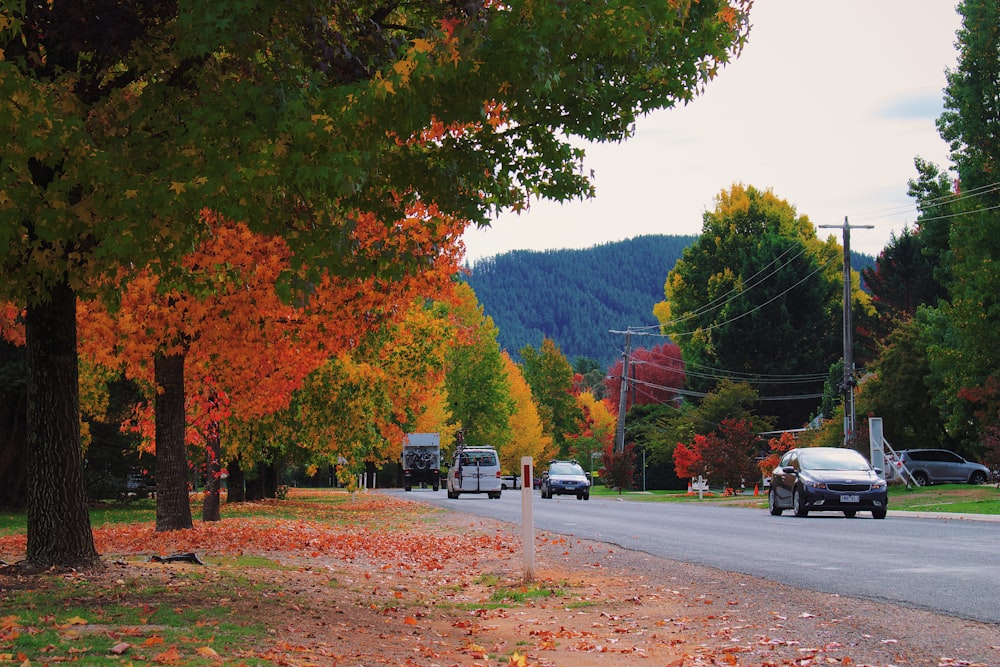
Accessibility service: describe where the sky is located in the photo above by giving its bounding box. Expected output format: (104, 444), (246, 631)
(461, 1), (964, 262)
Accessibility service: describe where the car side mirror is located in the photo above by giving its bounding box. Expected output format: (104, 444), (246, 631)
(873, 467), (883, 475)
(782, 466), (797, 474)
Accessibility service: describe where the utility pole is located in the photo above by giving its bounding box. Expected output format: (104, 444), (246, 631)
(613, 329), (632, 453)
(818, 217), (873, 447)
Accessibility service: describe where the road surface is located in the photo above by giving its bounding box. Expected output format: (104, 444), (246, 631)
(388, 488), (1000, 623)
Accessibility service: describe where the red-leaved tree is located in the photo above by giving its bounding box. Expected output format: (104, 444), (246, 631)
(672, 418), (762, 491)
(600, 442), (637, 494)
(605, 343), (685, 413)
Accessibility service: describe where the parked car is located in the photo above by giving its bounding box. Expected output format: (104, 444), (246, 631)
(540, 460), (590, 500)
(889, 449), (990, 486)
(446, 447), (502, 499)
(769, 447), (888, 519)
(500, 475), (521, 490)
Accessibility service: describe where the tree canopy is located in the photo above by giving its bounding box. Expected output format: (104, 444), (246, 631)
(654, 184), (849, 429)
(1, 0), (751, 567)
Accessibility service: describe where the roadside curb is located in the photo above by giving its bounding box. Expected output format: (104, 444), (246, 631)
(888, 510), (1000, 522)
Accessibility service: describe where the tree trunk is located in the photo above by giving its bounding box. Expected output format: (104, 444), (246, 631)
(154, 351), (193, 531)
(24, 282), (101, 568)
(260, 460), (278, 498)
(0, 342), (28, 509)
(202, 416), (221, 522)
(226, 456), (246, 503)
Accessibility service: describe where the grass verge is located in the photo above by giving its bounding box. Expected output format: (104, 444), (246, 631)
(590, 481), (1000, 514)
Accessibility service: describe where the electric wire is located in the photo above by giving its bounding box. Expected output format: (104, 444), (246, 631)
(666, 255), (839, 338)
(849, 179), (1000, 223)
(663, 244), (808, 327)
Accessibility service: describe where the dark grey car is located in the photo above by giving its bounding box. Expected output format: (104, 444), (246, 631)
(891, 449), (990, 486)
(769, 447), (888, 519)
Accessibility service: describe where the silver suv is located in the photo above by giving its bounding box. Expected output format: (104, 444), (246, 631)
(540, 460), (590, 500)
(890, 449), (990, 486)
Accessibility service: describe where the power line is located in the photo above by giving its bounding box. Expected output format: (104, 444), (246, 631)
(849, 179), (1000, 223)
(662, 244), (808, 328)
(665, 255), (839, 338)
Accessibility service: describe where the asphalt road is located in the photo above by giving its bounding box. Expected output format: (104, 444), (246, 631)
(387, 488), (1000, 623)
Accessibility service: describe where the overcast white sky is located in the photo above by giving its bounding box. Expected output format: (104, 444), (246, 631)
(461, 1), (963, 262)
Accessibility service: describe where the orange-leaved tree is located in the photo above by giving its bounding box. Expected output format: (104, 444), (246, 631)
(80, 205), (464, 528)
(566, 390), (617, 480)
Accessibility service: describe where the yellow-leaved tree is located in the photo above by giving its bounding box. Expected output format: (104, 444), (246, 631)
(500, 352), (554, 476)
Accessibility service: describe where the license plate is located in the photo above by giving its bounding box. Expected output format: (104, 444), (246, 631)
(840, 494), (860, 503)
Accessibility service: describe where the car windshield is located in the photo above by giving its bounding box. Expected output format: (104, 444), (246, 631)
(799, 449), (871, 471)
(550, 462), (584, 476)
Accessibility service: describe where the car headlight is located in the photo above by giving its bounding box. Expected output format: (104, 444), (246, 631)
(872, 479), (887, 490)
(804, 480), (827, 490)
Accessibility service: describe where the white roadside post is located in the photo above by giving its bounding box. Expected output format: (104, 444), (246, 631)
(521, 456), (535, 584)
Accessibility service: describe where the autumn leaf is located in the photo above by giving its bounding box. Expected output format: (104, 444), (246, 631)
(153, 645), (183, 663)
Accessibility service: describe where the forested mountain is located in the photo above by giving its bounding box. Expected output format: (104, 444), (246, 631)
(464, 234), (876, 369)
(462, 235), (696, 367)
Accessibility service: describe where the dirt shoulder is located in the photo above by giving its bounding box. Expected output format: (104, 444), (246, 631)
(386, 510), (996, 667)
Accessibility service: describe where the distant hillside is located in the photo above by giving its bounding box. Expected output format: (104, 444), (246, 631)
(463, 235), (877, 370)
(462, 235), (696, 367)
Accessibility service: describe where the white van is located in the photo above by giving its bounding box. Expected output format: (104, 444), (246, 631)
(447, 447), (502, 499)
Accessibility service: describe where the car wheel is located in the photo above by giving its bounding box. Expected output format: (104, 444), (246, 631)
(843, 510), (857, 518)
(768, 489), (783, 516)
(793, 488), (809, 517)
(583, 492), (590, 500)
(404, 484), (411, 492)
(969, 470), (988, 485)
(432, 483), (439, 492)
(576, 493), (584, 500)
(912, 471), (928, 486)
(872, 507), (887, 519)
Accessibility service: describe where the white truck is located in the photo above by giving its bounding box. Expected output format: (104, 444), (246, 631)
(401, 433), (441, 491)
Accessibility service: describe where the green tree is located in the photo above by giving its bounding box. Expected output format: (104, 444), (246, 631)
(0, 0), (749, 568)
(655, 185), (846, 428)
(443, 283), (514, 451)
(856, 317), (950, 451)
(920, 0), (1000, 449)
(861, 227), (947, 332)
(937, 0), (1000, 197)
(520, 338), (580, 457)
